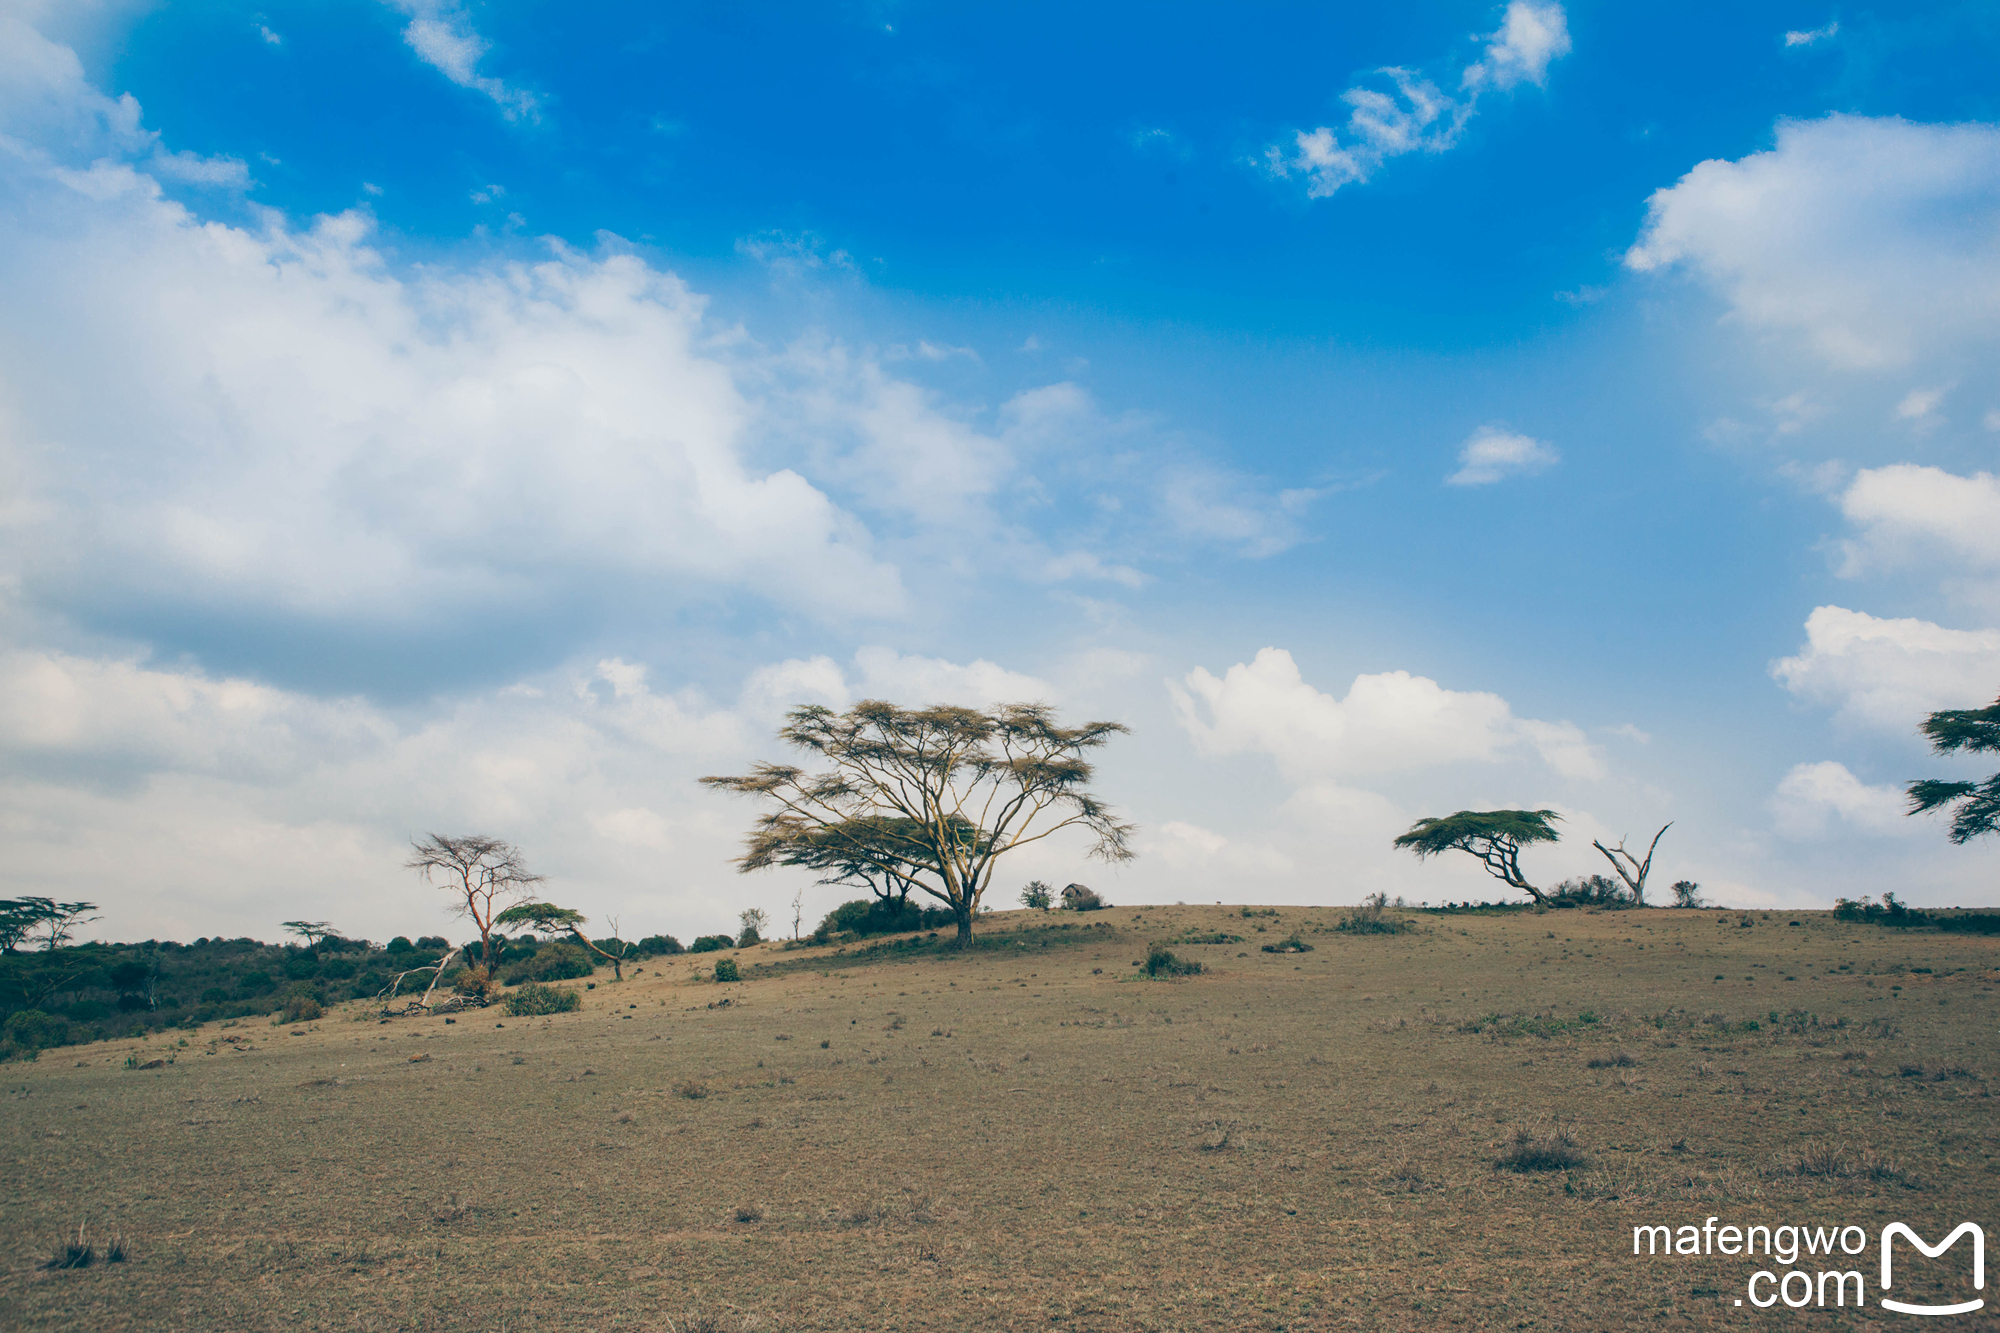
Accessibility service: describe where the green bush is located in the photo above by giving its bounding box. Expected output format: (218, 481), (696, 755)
(501, 942), (594, 985)
(712, 957), (741, 983)
(811, 898), (951, 942)
(1143, 944), (1202, 977)
(1334, 905), (1413, 935)
(637, 934), (683, 956)
(4, 1009), (70, 1050)
(1020, 880), (1054, 910)
(505, 983), (581, 1016)
(690, 934), (735, 953)
(237, 970), (274, 995)
(280, 994), (323, 1022)
(736, 926), (762, 948)
(199, 987), (230, 1005)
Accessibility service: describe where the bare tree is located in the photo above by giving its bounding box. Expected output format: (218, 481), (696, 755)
(404, 834), (545, 992)
(703, 701), (1136, 946)
(789, 886), (805, 941)
(738, 907), (769, 946)
(1591, 824), (1670, 907)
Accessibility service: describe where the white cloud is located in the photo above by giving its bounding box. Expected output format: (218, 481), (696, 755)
(257, 24), (283, 47)
(1771, 606), (2000, 730)
(1626, 115), (2000, 369)
(740, 647), (1053, 723)
(1770, 761), (1914, 838)
(1783, 21), (1838, 47)
(1445, 424), (1559, 485)
(1834, 464), (2000, 579)
(1169, 647), (1602, 782)
(1267, 1), (1570, 198)
(383, 1), (539, 121)
(1892, 384), (1948, 426)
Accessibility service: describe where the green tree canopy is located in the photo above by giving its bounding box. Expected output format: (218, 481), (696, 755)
(1392, 809), (1563, 904)
(1908, 695), (2000, 844)
(703, 700), (1134, 946)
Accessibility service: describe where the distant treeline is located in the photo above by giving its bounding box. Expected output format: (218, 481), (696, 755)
(0, 929), (699, 1061)
(1833, 894), (2000, 935)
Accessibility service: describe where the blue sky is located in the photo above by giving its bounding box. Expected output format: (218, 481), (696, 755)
(4, 0), (2000, 942)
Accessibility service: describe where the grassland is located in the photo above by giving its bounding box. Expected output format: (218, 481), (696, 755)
(2, 904), (1995, 1331)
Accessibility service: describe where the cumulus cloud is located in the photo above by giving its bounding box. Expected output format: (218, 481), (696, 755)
(384, 1), (539, 120)
(1626, 115), (2000, 370)
(1783, 21), (1838, 47)
(1267, 1), (1570, 198)
(1169, 647), (1602, 782)
(1445, 425), (1559, 485)
(1833, 464), (2000, 581)
(1771, 606), (2000, 730)
(739, 647), (1052, 723)
(1770, 761), (1914, 838)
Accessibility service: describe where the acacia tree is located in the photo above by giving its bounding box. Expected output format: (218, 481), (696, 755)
(494, 902), (634, 980)
(405, 834), (546, 990)
(1591, 824), (1670, 907)
(702, 701), (1135, 946)
(1908, 695), (2000, 843)
(1393, 810), (1563, 904)
(282, 920), (337, 951)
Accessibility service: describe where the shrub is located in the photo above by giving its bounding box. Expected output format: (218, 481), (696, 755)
(1669, 880), (1704, 908)
(4, 1010), (70, 1051)
(504, 983), (581, 1016)
(387, 936), (414, 952)
(690, 934), (734, 953)
(1260, 934), (1314, 954)
(638, 934), (683, 956)
(416, 936), (449, 950)
(1020, 880), (1054, 910)
(451, 966), (492, 997)
(67, 999), (114, 1022)
(1334, 903), (1413, 935)
(501, 942), (594, 986)
(712, 958), (741, 983)
(318, 957), (356, 980)
(199, 988), (230, 1006)
(1497, 1126), (1586, 1172)
(237, 970), (274, 995)
(1143, 944), (1202, 977)
(736, 926), (761, 948)
(812, 898), (952, 941)
(1547, 875), (1631, 908)
(280, 995), (323, 1023)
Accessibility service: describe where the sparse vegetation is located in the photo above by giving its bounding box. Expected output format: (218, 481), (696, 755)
(503, 983), (581, 1016)
(1496, 1125), (1586, 1172)
(1142, 944), (1202, 977)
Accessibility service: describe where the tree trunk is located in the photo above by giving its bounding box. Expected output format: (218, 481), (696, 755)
(953, 902), (974, 947)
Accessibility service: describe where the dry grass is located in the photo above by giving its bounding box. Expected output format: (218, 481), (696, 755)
(2, 903), (1995, 1330)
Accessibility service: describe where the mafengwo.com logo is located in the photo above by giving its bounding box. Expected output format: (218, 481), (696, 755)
(1632, 1218), (1985, 1314)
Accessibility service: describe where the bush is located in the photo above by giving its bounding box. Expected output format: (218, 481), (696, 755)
(199, 988), (230, 1005)
(501, 942), (594, 986)
(416, 936), (450, 950)
(280, 994), (323, 1023)
(1143, 944), (1202, 977)
(1020, 880), (1054, 910)
(811, 898), (951, 941)
(690, 934), (734, 953)
(1496, 1126), (1587, 1172)
(1547, 875), (1631, 908)
(1669, 880), (1704, 908)
(638, 934), (683, 956)
(5, 1010), (70, 1050)
(237, 970), (274, 995)
(712, 957), (741, 983)
(1260, 934), (1314, 954)
(387, 936), (414, 952)
(736, 926), (761, 948)
(1334, 904), (1413, 935)
(505, 983), (581, 1016)
(451, 966), (492, 997)
(67, 999), (114, 1022)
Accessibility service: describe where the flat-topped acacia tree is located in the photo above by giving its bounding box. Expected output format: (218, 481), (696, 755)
(1393, 809), (1563, 905)
(1908, 695), (2000, 843)
(702, 701), (1136, 946)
